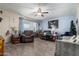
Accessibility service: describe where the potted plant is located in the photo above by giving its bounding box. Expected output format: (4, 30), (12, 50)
(70, 20), (77, 36)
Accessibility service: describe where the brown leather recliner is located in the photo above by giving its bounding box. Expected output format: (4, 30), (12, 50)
(20, 30), (34, 43)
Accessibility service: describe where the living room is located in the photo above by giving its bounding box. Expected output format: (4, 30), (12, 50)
(0, 3), (79, 56)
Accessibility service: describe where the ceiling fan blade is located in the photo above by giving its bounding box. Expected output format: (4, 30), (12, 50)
(30, 12), (36, 15)
(42, 12), (48, 14)
(34, 13), (38, 16)
(41, 14), (44, 17)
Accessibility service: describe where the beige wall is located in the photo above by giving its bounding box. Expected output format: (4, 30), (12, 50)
(0, 9), (20, 43)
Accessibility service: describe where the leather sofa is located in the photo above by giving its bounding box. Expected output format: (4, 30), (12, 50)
(20, 30), (34, 43)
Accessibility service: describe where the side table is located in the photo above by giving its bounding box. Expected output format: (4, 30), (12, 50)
(11, 35), (20, 44)
(51, 36), (57, 42)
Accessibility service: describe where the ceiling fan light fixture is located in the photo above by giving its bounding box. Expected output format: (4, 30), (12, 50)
(37, 13), (41, 16)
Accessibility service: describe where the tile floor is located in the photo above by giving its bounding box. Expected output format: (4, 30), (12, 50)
(4, 38), (56, 56)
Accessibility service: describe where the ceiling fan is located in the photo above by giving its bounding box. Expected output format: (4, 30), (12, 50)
(33, 7), (48, 17)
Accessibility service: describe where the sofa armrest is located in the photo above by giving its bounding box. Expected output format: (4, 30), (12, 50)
(31, 34), (34, 37)
(21, 34), (26, 37)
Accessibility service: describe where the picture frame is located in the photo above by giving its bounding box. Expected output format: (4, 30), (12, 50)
(48, 20), (58, 29)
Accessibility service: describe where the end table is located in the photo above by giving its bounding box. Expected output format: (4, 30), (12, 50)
(11, 35), (20, 44)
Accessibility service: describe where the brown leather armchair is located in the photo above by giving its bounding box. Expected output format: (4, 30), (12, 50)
(20, 30), (34, 43)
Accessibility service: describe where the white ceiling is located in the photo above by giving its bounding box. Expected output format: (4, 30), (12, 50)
(0, 3), (77, 21)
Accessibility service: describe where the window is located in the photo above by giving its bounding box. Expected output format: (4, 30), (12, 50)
(23, 23), (30, 30)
